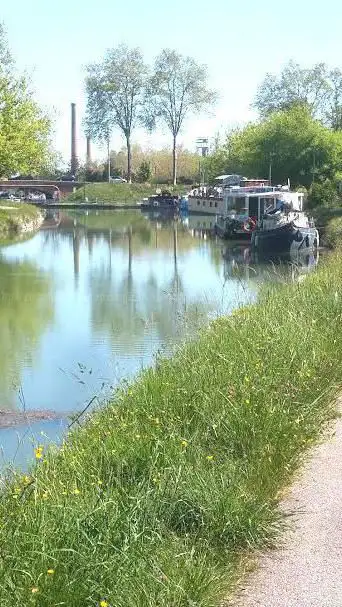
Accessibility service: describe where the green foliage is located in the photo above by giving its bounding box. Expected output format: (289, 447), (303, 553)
(0, 25), (52, 177)
(67, 182), (185, 203)
(323, 217), (342, 248)
(68, 182), (150, 203)
(1, 253), (342, 605)
(0, 22), (13, 74)
(136, 160), (152, 183)
(110, 144), (199, 184)
(254, 61), (342, 130)
(207, 105), (342, 186)
(0, 252), (53, 408)
(254, 61), (329, 119)
(307, 180), (340, 209)
(0, 202), (42, 234)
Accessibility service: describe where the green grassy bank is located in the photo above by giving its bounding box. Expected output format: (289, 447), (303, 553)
(67, 182), (186, 204)
(1, 253), (342, 606)
(0, 202), (42, 236)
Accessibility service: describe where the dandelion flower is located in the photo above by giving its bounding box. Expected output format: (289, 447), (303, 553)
(100, 600), (109, 607)
(206, 455), (214, 461)
(47, 569), (54, 575)
(181, 440), (188, 448)
(35, 446), (44, 460)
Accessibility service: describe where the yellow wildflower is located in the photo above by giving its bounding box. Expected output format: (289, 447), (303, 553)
(98, 480), (103, 486)
(73, 488), (80, 495)
(206, 455), (214, 461)
(181, 440), (188, 448)
(47, 569), (54, 575)
(31, 587), (39, 593)
(100, 600), (109, 607)
(35, 446), (44, 460)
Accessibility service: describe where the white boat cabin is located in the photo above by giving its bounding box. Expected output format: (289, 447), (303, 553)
(187, 180), (304, 218)
(223, 187), (305, 222)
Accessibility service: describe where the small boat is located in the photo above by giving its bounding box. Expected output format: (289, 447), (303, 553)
(140, 190), (180, 211)
(251, 202), (319, 255)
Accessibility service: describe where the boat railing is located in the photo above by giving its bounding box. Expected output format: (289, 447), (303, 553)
(223, 186), (280, 195)
(188, 194), (223, 200)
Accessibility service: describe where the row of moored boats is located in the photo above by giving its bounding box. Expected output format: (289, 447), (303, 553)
(141, 176), (319, 255)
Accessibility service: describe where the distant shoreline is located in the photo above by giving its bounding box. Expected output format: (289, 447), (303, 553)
(0, 409), (63, 429)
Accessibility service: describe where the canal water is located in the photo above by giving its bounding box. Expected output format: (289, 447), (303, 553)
(0, 209), (319, 469)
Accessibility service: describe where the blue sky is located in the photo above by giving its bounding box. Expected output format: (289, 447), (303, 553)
(2, 0), (342, 165)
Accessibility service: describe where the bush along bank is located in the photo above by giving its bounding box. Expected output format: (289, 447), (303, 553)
(0, 202), (43, 236)
(1, 253), (342, 606)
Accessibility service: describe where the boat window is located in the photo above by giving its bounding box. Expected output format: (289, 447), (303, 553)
(210, 201), (212, 207)
(226, 196), (235, 210)
(215, 201), (218, 207)
(248, 196), (258, 217)
(235, 198), (247, 213)
(203, 200), (206, 206)
(197, 200), (200, 206)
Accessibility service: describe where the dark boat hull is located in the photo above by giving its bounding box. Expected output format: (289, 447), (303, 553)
(141, 196), (179, 211)
(251, 222), (318, 254)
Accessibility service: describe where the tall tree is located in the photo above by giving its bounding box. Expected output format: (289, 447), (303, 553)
(326, 68), (342, 131)
(254, 61), (342, 131)
(254, 61), (330, 119)
(0, 23), (52, 177)
(147, 50), (217, 185)
(0, 22), (13, 75)
(85, 45), (148, 183)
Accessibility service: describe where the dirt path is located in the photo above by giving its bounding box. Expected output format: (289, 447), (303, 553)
(229, 415), (342, 607)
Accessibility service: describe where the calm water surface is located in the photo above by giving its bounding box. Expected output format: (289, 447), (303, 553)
(0, 209), (319, 468)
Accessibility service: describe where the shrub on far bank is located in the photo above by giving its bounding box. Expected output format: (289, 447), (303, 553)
(323, 217), (342, 248)
(307, 180), (341, 209)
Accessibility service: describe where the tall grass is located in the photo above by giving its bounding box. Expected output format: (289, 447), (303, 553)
(0, 202), (41, 235)
(67, 183), (186, 204)
(1, 253), (342, 606)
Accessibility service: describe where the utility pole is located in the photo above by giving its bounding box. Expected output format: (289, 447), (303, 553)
(107, 136), (111, 183)
(312, 152), (316, 185)
(269, 156), (272, 185)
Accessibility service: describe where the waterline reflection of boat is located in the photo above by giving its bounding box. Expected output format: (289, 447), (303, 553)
(222, 244), (320, 284)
